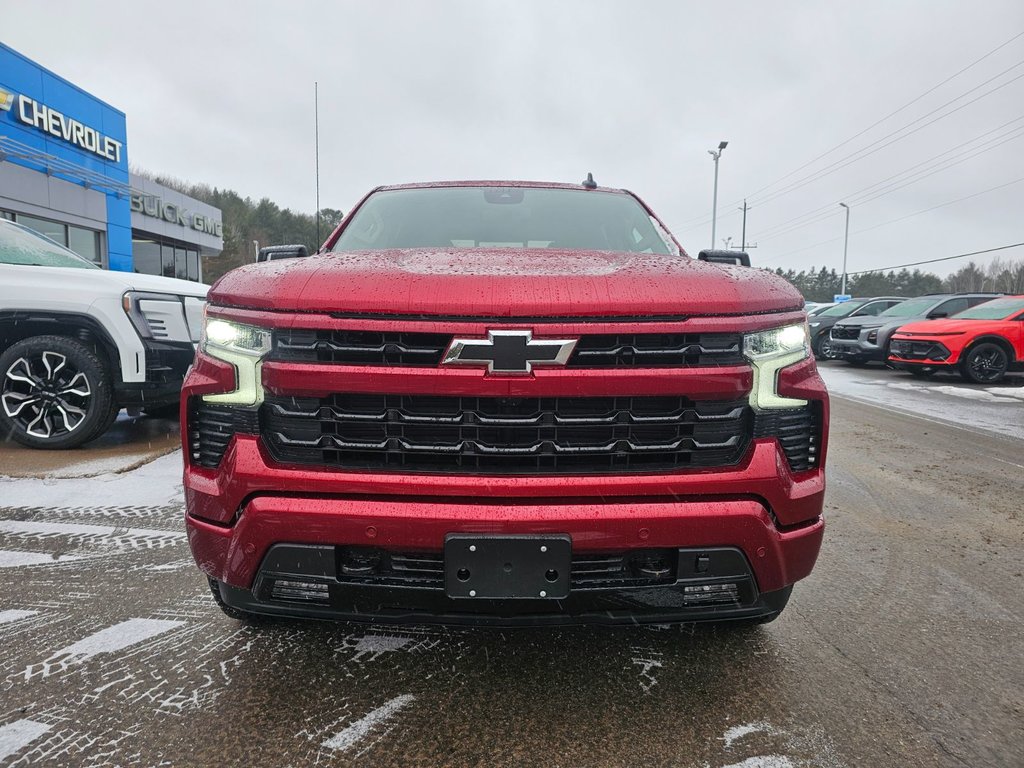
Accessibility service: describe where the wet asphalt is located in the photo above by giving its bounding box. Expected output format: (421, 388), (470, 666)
(1, 371), (1022, 767)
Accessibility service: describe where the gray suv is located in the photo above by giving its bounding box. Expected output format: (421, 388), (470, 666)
(829, 293), (1000, 365)
(808, 297), (905, 360)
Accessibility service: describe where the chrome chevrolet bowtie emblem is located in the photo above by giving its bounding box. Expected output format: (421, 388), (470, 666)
(443, 330), (577, 374)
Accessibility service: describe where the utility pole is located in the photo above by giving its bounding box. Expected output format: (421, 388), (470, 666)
(739, 199), (749, 251)
(839, 202), (850, 295)
(708, 141), (728, 250)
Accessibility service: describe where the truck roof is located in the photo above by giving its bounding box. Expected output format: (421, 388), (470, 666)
(375, 180), (629, 195)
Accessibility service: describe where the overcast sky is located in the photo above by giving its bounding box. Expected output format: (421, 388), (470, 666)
(4, 1), (1023, 277)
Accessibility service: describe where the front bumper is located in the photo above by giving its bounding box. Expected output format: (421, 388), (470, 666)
(183, 310), (827, 624)
(115, 339), (197, 406)
(888, 338), (955, 365)
(194, 494), (821, 625)
(828, 336), (885, 361)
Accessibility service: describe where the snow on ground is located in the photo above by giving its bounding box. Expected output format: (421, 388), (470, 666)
(0, 451), (184, 509)
(819, 365), (1024, 441)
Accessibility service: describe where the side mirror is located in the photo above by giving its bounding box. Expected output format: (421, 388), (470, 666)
(927, 311), (948, 319)
(698, 249), (751, 267)
(257, 244), (309, 263)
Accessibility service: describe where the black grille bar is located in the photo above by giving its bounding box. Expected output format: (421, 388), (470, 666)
(830, 325), (861, 340)
(336, 548), (678, 590)
(752, 405), (822, 472)
(188, 400), (260, 468)
(261, 394), (752, 474)
(271, 330), (744, 368)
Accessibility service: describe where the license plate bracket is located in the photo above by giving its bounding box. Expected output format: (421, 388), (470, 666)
(444, 534), (571, 599)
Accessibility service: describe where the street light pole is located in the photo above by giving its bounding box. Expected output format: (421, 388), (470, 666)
(839, 202), (850, 295)
(739, 199), (749, 251)
(709, 141), (728, 250)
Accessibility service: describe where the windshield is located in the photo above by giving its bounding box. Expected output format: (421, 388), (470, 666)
(954, 297), (1024, 320)
(332, 186), (675, 255)
(878, 297), (940, 318)
(808, 304), (834, 316)
(817, 301), (866, 317)
(0, 221), (99, 269)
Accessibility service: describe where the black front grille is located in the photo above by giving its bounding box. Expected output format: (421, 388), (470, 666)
(273, 329), (450, 366)
(889, 340), (950, 361)
(270, 330), (744, 369)
(188, 400), (260, 468)
(830, 325), (860, 340)
(752, 405), (822, 472)
(569, 334), (743, 367)
(336, 548), (677, 590)
(261, 394), (751, 474)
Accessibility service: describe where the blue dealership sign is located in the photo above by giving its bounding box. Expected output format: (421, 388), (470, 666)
(0, 43), (132, 271)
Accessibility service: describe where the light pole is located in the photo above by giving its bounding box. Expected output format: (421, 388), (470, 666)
(709, 141), (728, 250)
(839, 202), (850, 296)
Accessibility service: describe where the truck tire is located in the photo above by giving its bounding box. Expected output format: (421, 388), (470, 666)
(959, 341), (1009, 384)
(0, 335), (116, 449)
(814, 333), (837, 360)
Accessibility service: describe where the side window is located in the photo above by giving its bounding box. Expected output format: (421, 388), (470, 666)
(858, 302), (887, 316)
(935, 298), (968, 316)
(967, 296), (993, 308)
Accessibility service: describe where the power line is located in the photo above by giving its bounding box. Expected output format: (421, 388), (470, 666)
(845, 242), (1024, 275)
(755, 117), (1024, 238)
(743, 30), (1024, 203)
(746, 63), (1024, 209)
(756, 125), (1024, 241)
(760, 175), (1024, 265)
(676, 30), (1024, 229)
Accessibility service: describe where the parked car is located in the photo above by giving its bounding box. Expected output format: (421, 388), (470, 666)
(829, 293), (1000, 366)
(183, 179), (829, 627)
(889, 294), (1024, 383)
(808, 297), (905, 359)
(807, 303), (836, 316)
(0, 219), (208, 448)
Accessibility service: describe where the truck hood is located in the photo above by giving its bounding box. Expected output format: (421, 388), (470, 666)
(209, 248), (802, 316)
(894, 318), (993, 336)
(0, 264), (209, 299)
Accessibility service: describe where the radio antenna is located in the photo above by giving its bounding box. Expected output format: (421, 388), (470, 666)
(314, 81), (321, 248)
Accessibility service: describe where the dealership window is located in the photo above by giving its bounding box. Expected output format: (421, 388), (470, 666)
(133, 238), (162, 276)
(18, 214), (67, 246)
(131, 230), (203, 282)
(68, 226), (101, 265)
(2, 211), (103, 266)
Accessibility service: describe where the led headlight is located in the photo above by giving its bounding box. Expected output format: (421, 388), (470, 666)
(743, 324), (810, 410)
(200, 316), (271, 405)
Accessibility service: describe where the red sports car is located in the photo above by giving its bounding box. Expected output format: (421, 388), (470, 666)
(889, 295), (1024, 383)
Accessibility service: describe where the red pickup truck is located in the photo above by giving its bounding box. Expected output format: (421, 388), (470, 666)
(182, 180), (828, 626)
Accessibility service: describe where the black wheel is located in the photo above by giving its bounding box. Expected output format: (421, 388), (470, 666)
(815, 333), (838, 360)
(0, 335), (115, 449)
(208, 577), (264, 623)
(959, 342), (1010, 384)
(907, 366), (937, 378)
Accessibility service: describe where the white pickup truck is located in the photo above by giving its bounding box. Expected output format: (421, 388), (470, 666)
(0, 218), (208, 448)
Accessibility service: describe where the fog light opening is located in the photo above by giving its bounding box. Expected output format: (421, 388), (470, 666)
(270, 579), (331, 604)
(683, 582), (741, 605)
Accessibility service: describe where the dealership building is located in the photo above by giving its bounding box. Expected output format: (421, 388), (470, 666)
(0, 42), (222, 282)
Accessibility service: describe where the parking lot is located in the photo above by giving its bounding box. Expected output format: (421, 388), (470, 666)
(0, 363), (1020, 767)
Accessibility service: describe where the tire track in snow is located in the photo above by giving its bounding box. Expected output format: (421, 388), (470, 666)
(0, 719), (51, 762)
(320, 694), (416, 754)
(21, 618), (186, 681)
